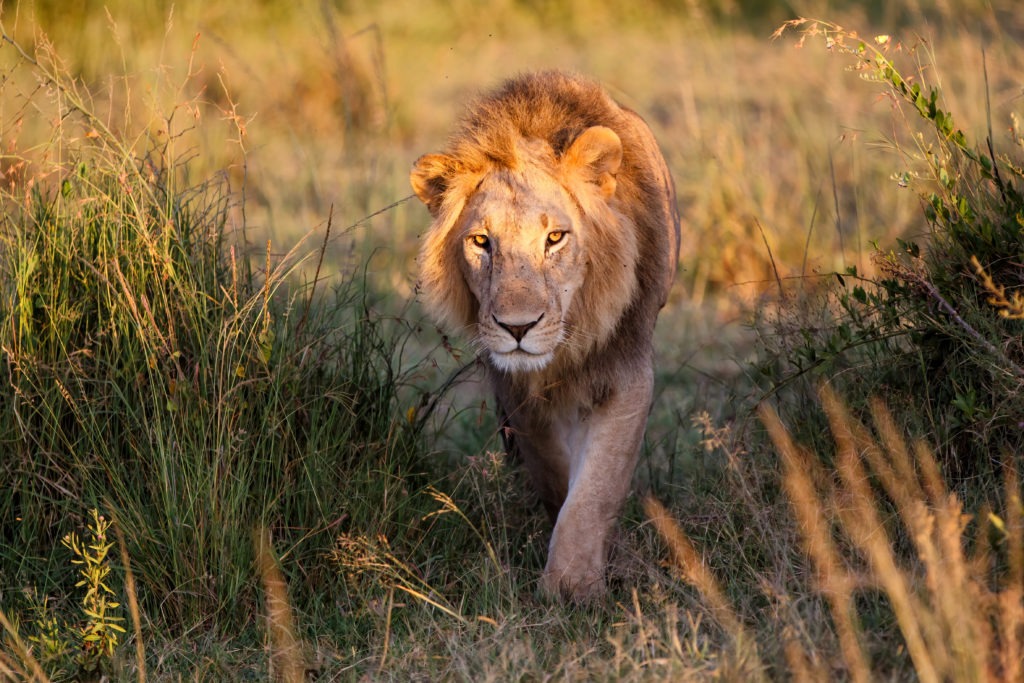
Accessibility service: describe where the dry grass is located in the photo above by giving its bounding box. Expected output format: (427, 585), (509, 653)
(645, 386), (1022, 680)
(256, 527), (306, 683)
(643, 496), (767, 680)
(763, 386), (1022, 681)
(4, 0), (1022, 305)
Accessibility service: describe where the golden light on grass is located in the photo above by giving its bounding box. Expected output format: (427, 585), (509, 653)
(819, 387), (940, 682)
(330, 530), (468, 625)
(642, 495), (765, 678)
(971, 255), (1024, 319)
(757, 397), (871, 683)
(762, 386), (1024, 681)
(0, 608), (48, 683)
(653, 387), (1024, 680)
(255, 527), (305, 683)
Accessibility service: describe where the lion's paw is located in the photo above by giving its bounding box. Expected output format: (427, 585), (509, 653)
(541, 553), (606, 602)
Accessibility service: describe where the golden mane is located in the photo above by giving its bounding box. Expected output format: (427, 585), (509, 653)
(416, 70), (678, 379)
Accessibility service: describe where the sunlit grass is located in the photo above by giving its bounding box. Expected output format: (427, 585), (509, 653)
(5, 0), (1021, 301)
(1, 0), (1023, 679)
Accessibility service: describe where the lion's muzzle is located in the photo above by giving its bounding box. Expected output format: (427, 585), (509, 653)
(493, 313), (543, 343)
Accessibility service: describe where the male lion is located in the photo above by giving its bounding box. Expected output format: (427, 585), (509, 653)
(411, 71), (680, 600)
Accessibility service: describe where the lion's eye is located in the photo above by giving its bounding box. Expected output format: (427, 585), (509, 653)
(470, 234), (491, 251)
(546, 231), (565, 246)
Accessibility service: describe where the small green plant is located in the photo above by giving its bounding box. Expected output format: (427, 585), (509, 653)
(25, 592), (70, 666)
(6, 510), (128, 680)
(61, 509), (126, 675)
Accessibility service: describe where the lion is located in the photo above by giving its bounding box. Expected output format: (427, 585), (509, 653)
(410, 70), (680, 600)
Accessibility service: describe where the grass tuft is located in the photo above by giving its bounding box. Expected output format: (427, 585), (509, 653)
(0, 20), (427, 675)
(760, 386), (1024, 681)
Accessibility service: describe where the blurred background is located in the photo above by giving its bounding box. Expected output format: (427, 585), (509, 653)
(5, 0), (1022, 307)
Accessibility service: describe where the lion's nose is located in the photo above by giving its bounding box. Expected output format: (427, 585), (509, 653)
(494, 314), (543, 342)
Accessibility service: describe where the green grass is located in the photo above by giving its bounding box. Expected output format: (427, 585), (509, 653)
(0, 27), (431, 675)
(1, 2), (1023, 680)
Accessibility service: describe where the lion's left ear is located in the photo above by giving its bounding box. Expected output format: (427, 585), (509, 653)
(562, 126), (622, 199)
(411, 153), (457, 217)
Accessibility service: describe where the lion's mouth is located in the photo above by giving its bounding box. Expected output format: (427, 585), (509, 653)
(489, 348), (554, 373)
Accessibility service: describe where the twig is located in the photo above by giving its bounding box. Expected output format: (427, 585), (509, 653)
(342, 194), (416, 233)
(911, 272), (1024, 378)
(413, 357), (479, 434)
(756, 218), (785, 299)
(296, 204), (334, 337)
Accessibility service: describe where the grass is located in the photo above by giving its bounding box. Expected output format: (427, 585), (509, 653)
(757, 386), (1024, 682)
(1, 1), (1023, 680)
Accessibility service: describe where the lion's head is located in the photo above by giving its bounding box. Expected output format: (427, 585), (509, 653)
(412, 103), (641, 374)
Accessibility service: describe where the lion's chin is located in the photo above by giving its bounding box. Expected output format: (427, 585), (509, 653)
(488, 349), (555, 374)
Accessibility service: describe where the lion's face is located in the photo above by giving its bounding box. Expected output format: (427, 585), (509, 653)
(456, 167), (586, 372)
(412, 125), (640, 374)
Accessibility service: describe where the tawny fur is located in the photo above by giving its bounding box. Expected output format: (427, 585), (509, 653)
(411, 70), (680, 600)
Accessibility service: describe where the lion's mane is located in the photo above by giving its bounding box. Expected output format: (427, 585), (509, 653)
(417, 70), (679, 405)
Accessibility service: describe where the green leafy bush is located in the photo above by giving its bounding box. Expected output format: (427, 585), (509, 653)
(769, 19), (1024, 474)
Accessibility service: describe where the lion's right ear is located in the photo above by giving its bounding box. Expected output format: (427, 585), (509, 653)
(562, 126), (622, 199)
(410, 153), (456, 217)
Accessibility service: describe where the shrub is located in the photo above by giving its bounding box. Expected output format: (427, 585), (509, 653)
(767, 19), (1024, 476)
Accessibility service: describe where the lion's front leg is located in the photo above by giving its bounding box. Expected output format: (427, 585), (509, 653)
(541, 366), (653, 601)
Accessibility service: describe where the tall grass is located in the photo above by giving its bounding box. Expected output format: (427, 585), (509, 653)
(0, 24), (428, 677)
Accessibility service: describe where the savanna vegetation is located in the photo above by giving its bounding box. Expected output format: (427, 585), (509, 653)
(1, 0), (1022, 680)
